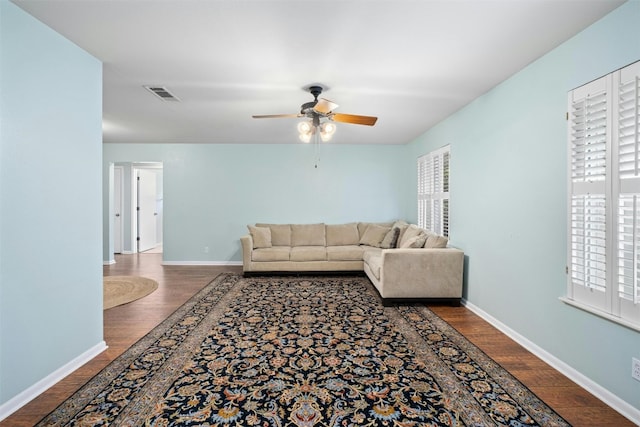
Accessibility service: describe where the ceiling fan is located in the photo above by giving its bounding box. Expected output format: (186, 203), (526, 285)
(252, 85), (378, 134)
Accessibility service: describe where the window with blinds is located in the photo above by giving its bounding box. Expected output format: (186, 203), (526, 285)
(567, 60), (640, 328)
(418, 146), (450, 236)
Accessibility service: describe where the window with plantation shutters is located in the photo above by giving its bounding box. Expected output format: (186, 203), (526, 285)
(568, 75), (610, 311)
(566, 60), (640, 329)
(614, 61), (640, 325)
(418, 146), (450, 237)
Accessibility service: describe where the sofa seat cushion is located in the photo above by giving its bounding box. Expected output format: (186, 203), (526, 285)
(290, 246), (327, 262)
(363, 251), (382, 280)
(327, 245), (364, 261)
(252, 246), (290, 262)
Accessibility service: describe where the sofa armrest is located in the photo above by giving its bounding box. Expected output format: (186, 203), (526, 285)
(379, 248), (464, 299)
(240, 235), (253, 271)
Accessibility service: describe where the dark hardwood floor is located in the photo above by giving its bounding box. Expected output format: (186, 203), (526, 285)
(0, 253), (634, 426)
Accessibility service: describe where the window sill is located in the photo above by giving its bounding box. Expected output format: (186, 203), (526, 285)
(559, 297), (640, 333)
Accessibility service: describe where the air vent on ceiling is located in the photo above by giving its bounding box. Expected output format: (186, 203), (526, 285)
(144, 85), (180, 102)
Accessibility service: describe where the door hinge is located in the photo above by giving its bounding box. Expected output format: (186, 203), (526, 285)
(565, 265), (569, 274)
(566, 112), (569, 120)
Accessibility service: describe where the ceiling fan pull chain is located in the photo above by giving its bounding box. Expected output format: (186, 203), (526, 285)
(314, 134), (321, 168)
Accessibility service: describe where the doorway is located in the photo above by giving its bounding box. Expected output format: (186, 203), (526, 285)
(110, 162), (163, 257)
(135, 168), (161, 253)
(113, 166), (124, 254)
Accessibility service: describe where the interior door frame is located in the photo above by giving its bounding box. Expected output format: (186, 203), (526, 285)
(107, 161), (163, 262)
(131, 162), (163, 253)
(113, 165), (124, 254)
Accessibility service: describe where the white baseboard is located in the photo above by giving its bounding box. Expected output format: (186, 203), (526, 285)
(0, 341), (108, 422)
(103, 259), (116, 265)
(462, 300), (640, 425)
(162, 261), (243, 266)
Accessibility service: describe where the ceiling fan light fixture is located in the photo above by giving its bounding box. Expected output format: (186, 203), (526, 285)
(298, 121), (314, 143)
(297, 121), (313, 134)
(254, 84), (377, 143)
(320, 122), (336, 142)
(299, 132), (312, 143)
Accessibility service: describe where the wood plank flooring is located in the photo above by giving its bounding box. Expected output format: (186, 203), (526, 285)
(1, 253), (634, 426)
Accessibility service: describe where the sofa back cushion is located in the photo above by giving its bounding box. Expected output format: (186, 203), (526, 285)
(326, 223), (360, 246)
(291, 223), (326, 246)
(255, 223), (291, 246)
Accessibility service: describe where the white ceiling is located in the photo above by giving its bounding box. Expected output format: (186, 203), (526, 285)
(14, 0), (625, 145)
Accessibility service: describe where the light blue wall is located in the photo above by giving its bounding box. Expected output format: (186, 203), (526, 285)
(103, 143), (407, 262)
(0, 0), (103, 406)
(406, 0), (640, 413)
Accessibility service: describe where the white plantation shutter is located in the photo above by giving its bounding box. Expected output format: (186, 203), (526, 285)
(568, 76), (611, 311)
(614, 62), (640, 324)
(567, 60), (640, 328)
(417, 155), (431, 230)
(617, 195), (640, 302)
(571, 195), (607, 292)
(418, 146), (450, 236)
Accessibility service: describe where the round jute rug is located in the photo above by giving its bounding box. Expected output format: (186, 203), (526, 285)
(103, 276), (159, 310)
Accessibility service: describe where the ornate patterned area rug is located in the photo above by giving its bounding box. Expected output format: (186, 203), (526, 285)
(38, 273), (570, 426)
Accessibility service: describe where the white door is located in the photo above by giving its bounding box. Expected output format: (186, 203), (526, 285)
(113, 166), (123, 254)
(137, 169), (157, 252)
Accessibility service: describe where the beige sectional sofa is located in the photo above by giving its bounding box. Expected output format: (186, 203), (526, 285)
(240, 221), (464, 305)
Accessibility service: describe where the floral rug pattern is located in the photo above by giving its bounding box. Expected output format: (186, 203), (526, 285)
(37, 274), (570, 426)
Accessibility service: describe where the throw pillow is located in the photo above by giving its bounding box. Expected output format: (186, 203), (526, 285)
(380, 227), (400, 249)
(399, 233), (427, 248)
(255, 223), (291, 246)
(359, 224), (391, 247)
(391, 220), (409, 245)
(398, 224), (423, 248)
(424, 231), (449, 248)
(247, 225), (272, 249)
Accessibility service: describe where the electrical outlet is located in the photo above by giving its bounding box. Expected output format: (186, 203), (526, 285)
(632, 357), (640, 382)
(204, 246), (209, 254)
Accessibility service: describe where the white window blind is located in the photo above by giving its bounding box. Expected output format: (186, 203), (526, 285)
(418, 146), (450, 236)
(567, 60), (640, 327)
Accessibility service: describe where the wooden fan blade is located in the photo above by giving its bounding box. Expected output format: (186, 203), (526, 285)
(252, 114), (301, 119)
(314, 98), (339, 114)
(331, 113), (378, 126)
